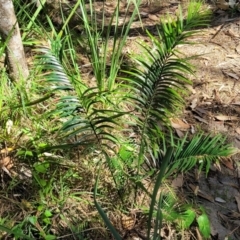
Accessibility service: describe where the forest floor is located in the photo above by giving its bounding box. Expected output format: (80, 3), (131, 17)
(141, 1), (240, 239)
(1, 1), (240, 239)
(78, 1), (240, 238)
(104, 1), (240, 239)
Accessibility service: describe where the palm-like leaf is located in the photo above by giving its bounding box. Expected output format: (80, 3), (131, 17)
(36, 48), (73, 91)
(36, 48), (124, 153)
(122, 2), (211, 166)
(168, 133), (235, 176)
(148, 133), (236, 177)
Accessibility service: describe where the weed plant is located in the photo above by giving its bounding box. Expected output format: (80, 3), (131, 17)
(0, 0), (236, 239)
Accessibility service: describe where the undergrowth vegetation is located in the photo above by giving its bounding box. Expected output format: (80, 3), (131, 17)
(0, 0), (237, 239)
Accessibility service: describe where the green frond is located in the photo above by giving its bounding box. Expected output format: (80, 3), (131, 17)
(161, 192), (196, 229)
(154, 133), (236, 177)
(36, 48), (125, 152)
(184, 1), (212, 30)
(154, 188), (193, 225)
(121, 2), (211, 169)
(36, 48), (73, 91)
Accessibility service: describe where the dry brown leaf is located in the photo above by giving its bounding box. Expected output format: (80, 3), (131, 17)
(190, 125), (195, 134)
(217, 0), (229, 10)
(21, 199), (33, 210)
(194, 107), (209, 117)
(201, 93), (211, 100)
(0, 156), (12, 168)
(236, 128), (240, 135)
(208, 121), (228, 132)
(213, 89), (221, 103)
(175, 129), (184, 138)
(189, 184), (199, 196)
(215, 115), (239, 121)
(227, 211), (240, 219)
(195, 227), (203, 240)
(171, 174), (183, 188)
(148, 14), (159, 21)
(170, 118), (190, 130)
(225, 29), (240, 38)
(190, 98), (198, 109)
(186, 84), (196, 94)
(231, 102), (240, 106)
(121, 215), (135, 230)
(2, 166), (12, 177)
(223, 71), (239, 80)
(215, 197), (226, 203)
(193, 115), (209, 124)
(221, 157), (234, 170)
(226, 54), (240, 58)
(197, 190), (215, 202)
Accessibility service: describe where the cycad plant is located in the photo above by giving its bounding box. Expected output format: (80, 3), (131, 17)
(123, 1), (213, 174)
(30, 0), (235, 239)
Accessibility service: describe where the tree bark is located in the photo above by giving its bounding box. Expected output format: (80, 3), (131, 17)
(0, 0), (29, 81)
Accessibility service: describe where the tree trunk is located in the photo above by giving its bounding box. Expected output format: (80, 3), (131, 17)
(0, 0), (29, 81)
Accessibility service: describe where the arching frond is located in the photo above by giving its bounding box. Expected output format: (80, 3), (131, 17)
(122, 2), (211, 166)
(36, 48), (73, 91)
(149, 133), (236, 177)
(36, 48), (125, 153)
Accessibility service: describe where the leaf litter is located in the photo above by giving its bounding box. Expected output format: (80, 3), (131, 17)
(45, 1), (240, 239)
(1, 0), (240, 239)
(179, 6), (240, 239)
